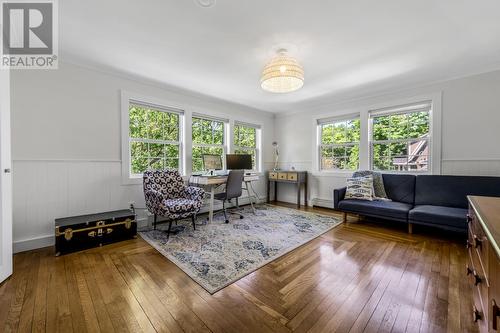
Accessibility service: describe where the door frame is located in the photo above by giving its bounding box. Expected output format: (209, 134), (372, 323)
(0, 68), (13, 283)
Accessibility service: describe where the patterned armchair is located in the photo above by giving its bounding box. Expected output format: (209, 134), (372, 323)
(143, 170), (205, 238)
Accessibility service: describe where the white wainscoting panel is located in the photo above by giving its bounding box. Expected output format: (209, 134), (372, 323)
(13, 160), (269, 253)
(442, 159), (500, 176)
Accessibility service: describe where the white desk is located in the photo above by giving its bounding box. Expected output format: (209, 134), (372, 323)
(189, 174), (260, 223)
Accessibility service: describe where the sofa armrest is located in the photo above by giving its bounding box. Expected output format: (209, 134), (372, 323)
(333, 187), (347, 209)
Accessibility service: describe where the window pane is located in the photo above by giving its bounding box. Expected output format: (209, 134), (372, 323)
(346, 119), (360, 142)
(333, 121), (348, 143)
(321, 124), (334, 144)
(131, 157), (148, 174)
(390, 142), (407, 157)
(345, 146), (359, 170)
(129, 106), (148, 138)
(165, 144), (179, 159)
(148, 110), (163, 140)
(163, 113), (179, 141)
(333, 147), (345, 158)
(321, 146), (333, 170)
(389, 114), (408, 139)
(372, 116), (390, 141)
(131, 141), (148, 158)
(149, 143), (164, 158)
(148, 157), (163, 170)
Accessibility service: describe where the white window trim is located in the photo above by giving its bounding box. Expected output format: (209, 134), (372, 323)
(191, 113), (229, 171)
(312, 92), (442, 176)
(121, 90), (185, 185)
(233, 121), (261, 172)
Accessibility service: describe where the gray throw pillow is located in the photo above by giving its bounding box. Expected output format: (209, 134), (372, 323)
(353, 170), (389, 200)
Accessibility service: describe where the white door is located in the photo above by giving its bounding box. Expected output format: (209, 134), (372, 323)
(0, 68), (12, 284)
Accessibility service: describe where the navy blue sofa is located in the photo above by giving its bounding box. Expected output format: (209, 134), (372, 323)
(333, 174), (500, 233)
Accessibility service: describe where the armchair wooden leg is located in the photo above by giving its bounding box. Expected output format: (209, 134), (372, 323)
(192, 215), (196, 230)
(167, 221), (173, 239)
(154, 214), (157, 230)
(408, 223), (413, 234)
(342, 212), (347, 223)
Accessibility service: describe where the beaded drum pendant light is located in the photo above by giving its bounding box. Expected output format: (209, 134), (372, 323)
(261, 49), (304, 93)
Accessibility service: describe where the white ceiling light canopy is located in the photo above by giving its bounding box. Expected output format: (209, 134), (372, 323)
(261, 49), (304, 93)
(195, 0), (216, 8)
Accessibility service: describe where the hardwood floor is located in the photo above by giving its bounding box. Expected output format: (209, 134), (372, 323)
(0, 203), (477, 333)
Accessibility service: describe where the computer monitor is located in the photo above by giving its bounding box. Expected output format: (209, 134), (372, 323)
(226, 154), (252, 170)
(202, 154), (223, 170)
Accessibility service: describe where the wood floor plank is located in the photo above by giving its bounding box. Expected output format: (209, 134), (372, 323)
(1, 203), (477, 333)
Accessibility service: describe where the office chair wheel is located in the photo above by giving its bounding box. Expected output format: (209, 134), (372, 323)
(225, 220), (229, 224)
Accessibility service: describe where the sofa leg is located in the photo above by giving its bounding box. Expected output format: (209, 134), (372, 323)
(342, 212), (347, 223)
(408, 223), (413, 234)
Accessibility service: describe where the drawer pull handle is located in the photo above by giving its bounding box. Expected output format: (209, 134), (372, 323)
(473, 306), (482, 322)
(473, 234), (482, 249)
(473, 270), (482, 286)
(492, 300), (500, 330)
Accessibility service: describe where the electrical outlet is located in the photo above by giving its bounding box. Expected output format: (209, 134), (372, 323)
(129, 201), (135, 211)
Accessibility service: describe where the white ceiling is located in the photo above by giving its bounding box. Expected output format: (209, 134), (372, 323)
(61, 0), (500, 113)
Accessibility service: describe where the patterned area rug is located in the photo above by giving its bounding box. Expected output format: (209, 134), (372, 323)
(139, 204), (342, 294)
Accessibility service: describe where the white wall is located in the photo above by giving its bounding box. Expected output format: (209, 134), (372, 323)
(11, 62), (275, 252)
(275, 70), (500, 207)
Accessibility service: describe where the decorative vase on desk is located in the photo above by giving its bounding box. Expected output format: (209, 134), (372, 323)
(272, 141), (280, 171)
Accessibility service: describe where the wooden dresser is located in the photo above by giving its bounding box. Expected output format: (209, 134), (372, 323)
(467, 196), (500, 332)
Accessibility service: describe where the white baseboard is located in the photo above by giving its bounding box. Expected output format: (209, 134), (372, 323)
(14, 234), (54, 253)
(14, 196), (266, 253)
(310, 198), (334, 209)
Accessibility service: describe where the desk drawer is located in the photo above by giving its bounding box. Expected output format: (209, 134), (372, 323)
(278, 173), (287, 180)
(269, 172), (278, 180)
(287, 173), (298, 181)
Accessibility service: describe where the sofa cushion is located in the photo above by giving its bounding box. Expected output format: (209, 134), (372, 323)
(338, 199), (412, 221)
(382, 174), (416, 204)
(409, 205), (467, 228)
(415, 175), (500, 208)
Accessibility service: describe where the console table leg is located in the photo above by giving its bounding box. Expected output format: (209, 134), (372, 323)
(297, 182), (301, 208)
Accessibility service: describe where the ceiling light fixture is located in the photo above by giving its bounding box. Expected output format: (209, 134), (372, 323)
(261, 49), (304, 93)
(195, 0), (216, 8)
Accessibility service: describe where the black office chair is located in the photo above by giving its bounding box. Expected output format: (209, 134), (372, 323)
(213, 170), (245, 223)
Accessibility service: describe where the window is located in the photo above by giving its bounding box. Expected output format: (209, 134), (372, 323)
(192, 116), (226, 172)
(128, 102), (182, 176)
(370, 102), (431, 171)
(233, 123), (259, 170)
(319, 118), (360, 170)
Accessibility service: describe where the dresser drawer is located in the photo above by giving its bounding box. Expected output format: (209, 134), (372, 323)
(269, 172), (277, 180)
(468, 255), (488, 333)
(278, 173), (287, 180)
(287, 173), (298, 181)
(469, 213), (489, 278)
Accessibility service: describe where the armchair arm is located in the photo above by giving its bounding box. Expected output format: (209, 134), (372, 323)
(184, 186), (205, 202)
(333, 187), (347, 209)
(144, 189), (166, 215)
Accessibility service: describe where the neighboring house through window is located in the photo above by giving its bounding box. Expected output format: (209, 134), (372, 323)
(370, 102), (431, 171)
